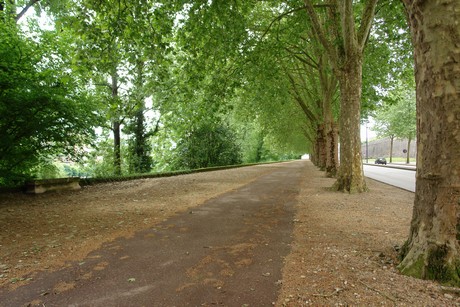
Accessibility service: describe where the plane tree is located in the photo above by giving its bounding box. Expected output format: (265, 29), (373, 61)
(281, 34), (339, 176)
(302, 0), (378, 192)
(170, 0), (410, 183)
(398, 0), (460, 285)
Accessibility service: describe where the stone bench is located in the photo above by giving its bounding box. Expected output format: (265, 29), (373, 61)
(25, 177), (81, 194)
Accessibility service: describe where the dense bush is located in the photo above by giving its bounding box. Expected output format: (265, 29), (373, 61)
(172, 123), (242, 170)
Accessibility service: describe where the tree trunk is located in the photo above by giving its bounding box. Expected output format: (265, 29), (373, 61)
(389, 135), (394, 163)
(112, 120), (122, 176)
(406, 137), (411, 164)
(322, 74), (339, 177)
(398, 0), (460, 284)
(111, 70), (122, 176)
(311, 130), (321, 168)
(316, 124), (326, 170)
(129, 60), (152, 174)
(334, 57), (367, 193)
(131, 107), (146, 173)
(325, 122), (339, 177)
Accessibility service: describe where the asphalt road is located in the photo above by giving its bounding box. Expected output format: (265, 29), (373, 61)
(363, 164), (416, 192)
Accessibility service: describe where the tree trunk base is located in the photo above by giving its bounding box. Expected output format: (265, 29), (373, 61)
(399, 242), (460, 286)
(333, 176), (368, 193)
(325, 166), (337, 178)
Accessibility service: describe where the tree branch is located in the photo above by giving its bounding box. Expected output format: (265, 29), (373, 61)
(303, 0), (339, 70)
(262, 5), (307, 39)
(15, 0), (40, 22)
(94, 82), (112, 89)
(284, 67), (319, 124)
(284, 47), (318, 70)
(148, 116), (162, 137)
(339, 0), (356, 57)
(357, 0), (378, 52)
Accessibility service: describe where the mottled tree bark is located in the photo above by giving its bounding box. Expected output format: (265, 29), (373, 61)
(324, 121), (339, 177)
(334, 56), (367, 192)
(319, 56), (339, 177)
(398, 0), (460, 284)
(316, 124), (326, 170)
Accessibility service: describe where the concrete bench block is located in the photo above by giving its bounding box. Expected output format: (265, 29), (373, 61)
(26, 177), (81, 194)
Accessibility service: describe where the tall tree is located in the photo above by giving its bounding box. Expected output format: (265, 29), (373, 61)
(284, 57), (338, 174)
(59, 0), (174, 175)
(398, 0), (460, 284)
(372, 111), (397, 163)
(392, 87), (416, 164)
(372, 84), (416, 163)
(303, 0), (378, 192)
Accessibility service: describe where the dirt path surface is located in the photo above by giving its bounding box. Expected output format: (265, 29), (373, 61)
(1, 160), (458, 306)
(0, 161), (304, 306)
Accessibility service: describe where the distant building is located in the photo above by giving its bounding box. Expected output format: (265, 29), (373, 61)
(361, 137), (416, 159)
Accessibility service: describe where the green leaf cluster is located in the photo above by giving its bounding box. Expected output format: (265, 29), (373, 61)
(0, 23), (98, 185)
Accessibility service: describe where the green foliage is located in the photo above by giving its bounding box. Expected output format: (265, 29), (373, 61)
(172, 123), (242, 170)
(171, 1), (310, 156)
(361, 0), (413, 117)
(372, 82), (416, 141)
(0, 0), (413, 185)
(239, 127), (266, 163)
(50, 0), (178, 176)
(30, 157), (66, 180)
(235, 121), (305, 163)
(0, 23), (98, 185)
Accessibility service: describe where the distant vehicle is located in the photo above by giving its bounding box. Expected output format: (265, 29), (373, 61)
(375, 157), (387, 165)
